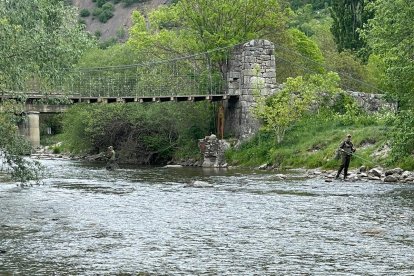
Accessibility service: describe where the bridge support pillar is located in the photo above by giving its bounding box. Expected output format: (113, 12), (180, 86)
(224, 39), (279, 141)
(19, 111), (40, 147)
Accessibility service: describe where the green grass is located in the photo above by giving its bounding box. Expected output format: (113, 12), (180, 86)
(226, 112), (397, 170)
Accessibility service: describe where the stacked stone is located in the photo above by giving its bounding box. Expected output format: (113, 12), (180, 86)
(225, 40), (279, 140)
(198, 134), (229, 168)
(347, 91), (397, 113)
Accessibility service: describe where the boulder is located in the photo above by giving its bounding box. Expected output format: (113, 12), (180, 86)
(358, 166), (367, 173)
(385, 168), (404, 176)
(384, 175), (399, 182)
(185, 180), (213, 188)
(401, 171), (412, 178)
(369, 168), (383, 178)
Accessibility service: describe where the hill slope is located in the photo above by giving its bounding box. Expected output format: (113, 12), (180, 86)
(72, 0), (170, 41)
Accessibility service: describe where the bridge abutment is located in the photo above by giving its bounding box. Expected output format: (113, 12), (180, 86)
(19, 111), (40, 147)
(224, 39), (278, 141)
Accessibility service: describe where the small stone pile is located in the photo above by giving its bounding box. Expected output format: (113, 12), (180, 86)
(198, 134), (230, 168)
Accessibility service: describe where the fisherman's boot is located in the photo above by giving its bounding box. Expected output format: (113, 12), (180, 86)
(336, 167), (342, 179)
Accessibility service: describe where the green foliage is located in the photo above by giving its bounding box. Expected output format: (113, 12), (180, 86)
(0, 0), (91, 182)
(387, 110), (414, 165)
(227, 109), (395, 170)
(98, 10), (113, 23)
(122, 0), (149, 7)
(330, 0), (373, 59)
(116, 27), (126, 39)
(253, 72), (341, 143)
(98, 37), (118, 49)
(0, 101), (43, 182)
(80, 8), (90, 17)
(78, 43), (141, 68)
(95, 30), (102, 38)
(128, 0), (288, 73)
(97, 0), (109, 8)
(61, 102), (214, 164)
(92, 3), (114, 23)
(290, 0), (330, 10)
(0, 0), (93, 91)
(92, 7), (103, 16)
(363, 0), (414, 162)
(363, 0), (414, 109)
(288, 28), (325, 74)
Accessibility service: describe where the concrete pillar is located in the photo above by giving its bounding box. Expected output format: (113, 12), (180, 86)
(19, 111), (40, 147)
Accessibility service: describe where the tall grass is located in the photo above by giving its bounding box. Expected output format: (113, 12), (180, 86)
(226, 110), (397, 170)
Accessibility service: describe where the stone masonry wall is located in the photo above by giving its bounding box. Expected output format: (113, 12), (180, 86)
(224, 40), (278, 140)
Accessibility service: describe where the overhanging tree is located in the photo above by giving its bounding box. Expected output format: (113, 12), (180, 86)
(0, 0), (93, 182)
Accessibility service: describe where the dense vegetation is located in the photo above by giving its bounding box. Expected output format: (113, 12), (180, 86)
(0, 0), (92, 181)
(1, 0), (413, 179)
(61, 102), (215, 164)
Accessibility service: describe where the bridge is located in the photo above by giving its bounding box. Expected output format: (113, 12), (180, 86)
(1, 40), (278, 146)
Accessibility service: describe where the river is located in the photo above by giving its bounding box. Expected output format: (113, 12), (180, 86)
(1, 159), (413, 275)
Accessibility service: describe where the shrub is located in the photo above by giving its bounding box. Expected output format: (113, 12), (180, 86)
(80, 8), (90, 17)
(116, 27), (126, 39)
(102, 3), (114, 11)
(98, 9), (113, 23)
(92, 7), (103, 16)
(97, 0), (109, 8)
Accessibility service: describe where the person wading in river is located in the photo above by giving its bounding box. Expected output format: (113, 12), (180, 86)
(335, 134), (356, 180)
(106, 146), (118, 170)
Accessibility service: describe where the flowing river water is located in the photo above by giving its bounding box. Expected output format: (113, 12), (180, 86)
(1, 159), (413, 275)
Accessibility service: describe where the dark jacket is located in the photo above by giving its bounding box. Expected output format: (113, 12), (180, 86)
(339, 140), (355, 156)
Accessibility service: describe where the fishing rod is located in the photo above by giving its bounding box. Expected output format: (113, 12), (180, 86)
(340, 149), (377, 165)
(350, 152), (376, 165)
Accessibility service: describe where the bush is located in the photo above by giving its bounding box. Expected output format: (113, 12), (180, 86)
(97, 0), (109, 8)
(102, 3), (114, 10)
(61, 102), (214, 164)
(116, 27), (126, 39)
(52, 145), (62, 154)
(80, 8), (90, 17)
(98, 9), (113, 23)
(92, 7), (103, 16)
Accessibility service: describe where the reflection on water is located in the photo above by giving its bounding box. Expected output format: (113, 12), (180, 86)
(1, 159), (413, 275)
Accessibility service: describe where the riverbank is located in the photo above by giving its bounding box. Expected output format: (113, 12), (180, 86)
(30, 146), (414, 185)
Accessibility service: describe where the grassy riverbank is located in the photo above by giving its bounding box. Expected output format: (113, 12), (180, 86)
(226, 110), (414, 171)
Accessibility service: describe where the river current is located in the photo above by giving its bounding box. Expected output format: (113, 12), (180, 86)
(1, 159), (413, 275)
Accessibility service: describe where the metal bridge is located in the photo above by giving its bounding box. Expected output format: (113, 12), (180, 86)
(0, 47), (239, 105)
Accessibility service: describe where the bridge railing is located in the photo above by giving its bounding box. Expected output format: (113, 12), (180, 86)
(2, 51), (228, 99)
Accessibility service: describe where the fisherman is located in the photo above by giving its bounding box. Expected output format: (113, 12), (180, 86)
(335, 134), (356, 180)
(106, 146), (118, 170)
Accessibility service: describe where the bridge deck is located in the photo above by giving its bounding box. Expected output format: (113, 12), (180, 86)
(0, 94), (239, 104)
